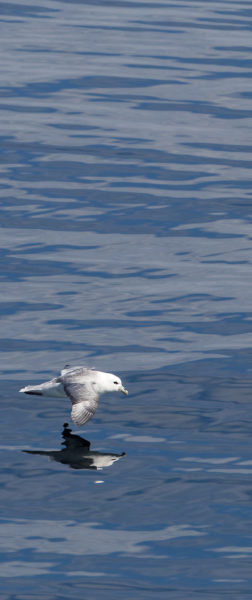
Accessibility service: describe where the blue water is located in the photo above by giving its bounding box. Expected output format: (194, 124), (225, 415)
(1, 0), (252, 597)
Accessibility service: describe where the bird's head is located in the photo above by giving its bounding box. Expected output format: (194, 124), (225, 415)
(96, 372), (128, 396)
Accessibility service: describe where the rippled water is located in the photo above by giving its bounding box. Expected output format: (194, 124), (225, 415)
(1, 0), (252, 598)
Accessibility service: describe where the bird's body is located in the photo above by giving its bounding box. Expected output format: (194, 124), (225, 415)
(19, 366), (128, 426)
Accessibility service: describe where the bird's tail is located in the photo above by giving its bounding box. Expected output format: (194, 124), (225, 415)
(19, 378), (65, 398)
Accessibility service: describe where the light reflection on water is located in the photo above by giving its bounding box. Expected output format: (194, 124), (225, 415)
(1, 0), (252, 597)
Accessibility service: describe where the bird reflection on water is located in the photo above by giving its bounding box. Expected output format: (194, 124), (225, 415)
(23, 423), (126, 470)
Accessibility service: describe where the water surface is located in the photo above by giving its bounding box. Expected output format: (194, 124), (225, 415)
(1, 0), (252, 598)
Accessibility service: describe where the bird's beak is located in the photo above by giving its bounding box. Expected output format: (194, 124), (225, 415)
(120, 386), (128, 396)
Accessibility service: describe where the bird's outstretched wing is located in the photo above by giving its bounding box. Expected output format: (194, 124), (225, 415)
(60, 365), (92, 377)
(62, 380), (99, 426)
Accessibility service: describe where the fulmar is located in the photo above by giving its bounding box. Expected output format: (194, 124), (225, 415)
(19, 366), (128, 426)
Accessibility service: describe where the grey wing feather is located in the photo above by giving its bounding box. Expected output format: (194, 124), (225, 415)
(63, 381), (99, 426)
(61, 365), (93, 377)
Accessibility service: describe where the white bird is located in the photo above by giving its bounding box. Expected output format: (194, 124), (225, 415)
(19, 366), (128, 426)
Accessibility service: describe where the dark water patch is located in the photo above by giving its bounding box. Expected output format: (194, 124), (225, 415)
(0, 338), (166, 355)
(215, 44), (252, 52)
(0, 104), (56, 113)
(74, 23), (183, 34)
(15, 243), (100, 254)
(0, 252), (83, 280)
(0, 210), (246, 237)
(184, 142), (252, 153)
(55, 0), (174, 6)
(135, 99), (252, 119)
(47, 317), (179, 329)
(0, 75), (166, 100)
(0, 2), (57, 17)
(139, 17), (252, 32)
(2, 137), (252, 174)
(9, 159), (202, 184)
(0, 301), (63, 316)
(178, 56), (252, 69)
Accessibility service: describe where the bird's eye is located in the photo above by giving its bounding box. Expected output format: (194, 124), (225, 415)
(114, 381), (119, 384)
